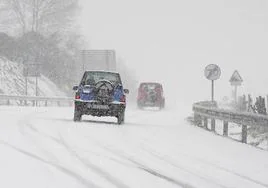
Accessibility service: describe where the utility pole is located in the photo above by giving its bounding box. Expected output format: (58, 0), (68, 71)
(35, 63), (40, 106)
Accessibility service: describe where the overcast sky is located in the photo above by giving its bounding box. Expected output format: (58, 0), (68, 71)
(78, 0), (268, 106)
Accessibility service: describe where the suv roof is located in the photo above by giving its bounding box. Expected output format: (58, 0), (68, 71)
(139, 82), (162, 86)
(84, 70), (120, 74)
(81, 70), (122, 86)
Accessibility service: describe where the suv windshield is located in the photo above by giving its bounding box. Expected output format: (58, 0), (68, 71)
(81, 71), (122, 86)
(140, 83), (162, 91)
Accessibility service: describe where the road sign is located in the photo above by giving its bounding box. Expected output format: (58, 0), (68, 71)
(204, 64), (221, 80)
(204, 64), (221, 102)
(230, 70), (243, 86)
(23, 63), (41, 77)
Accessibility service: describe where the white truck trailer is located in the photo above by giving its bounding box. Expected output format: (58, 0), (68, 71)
(80, 50), (116, 72)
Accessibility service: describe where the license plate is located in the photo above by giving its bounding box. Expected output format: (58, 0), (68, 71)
(88, 104), (109, 110)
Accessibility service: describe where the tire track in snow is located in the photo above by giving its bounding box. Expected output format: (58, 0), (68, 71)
(14, 108), (268, 188)
(82, 136), (197, 188)
(0, 140), (101, 188)
(80, 126), (228, 188)
(139, 147), (230, 188)
(128, 158), (195, 188)
(41, 108), (268, 188)
(15, 111), (115, 188)
(141, 145), (268, 188)
(83, 131), (267, 188)
(58, 134), (131, 188)
(126, 114), (268, 188)
(17, 111), (39, 136)
(23, 117), (131, 188)
(16, 110), (61, 163)
(167, 148), (268, 188)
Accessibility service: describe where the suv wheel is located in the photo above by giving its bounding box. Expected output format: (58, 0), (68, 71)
(137, 102), (143, 110)
(74, 106), (82, 122)
(160, 100), (165, 109)
(117, 111), (125, 125)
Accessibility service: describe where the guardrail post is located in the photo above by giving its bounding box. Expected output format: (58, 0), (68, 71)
(0, 95), (73, 107)
(223, 121), (228, 136)
(242, 125), (247, 143)
(194, 113), (202, 126)
(211, 119), (216, 132)
(204, 117), (208, 129)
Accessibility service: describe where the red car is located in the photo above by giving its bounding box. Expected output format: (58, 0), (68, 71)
(137, 82), (165, 109)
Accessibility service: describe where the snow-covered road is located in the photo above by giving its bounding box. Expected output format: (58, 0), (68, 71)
(1, 106), (268, 188)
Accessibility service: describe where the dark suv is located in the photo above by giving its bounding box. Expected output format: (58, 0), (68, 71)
(73, 71), (129, 124)
(137, 82), (165, 109)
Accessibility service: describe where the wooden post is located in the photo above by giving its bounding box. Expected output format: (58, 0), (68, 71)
(204, 117), (208, 129)
(242, 125), (247, 143)
(211, 119), (216, 132)
(211, 80), (214, 102)
(223, 121), (228, 136)
(234, 85), (238, 104)
(194, 114), (202, 126)
(266, 95), (268, 114)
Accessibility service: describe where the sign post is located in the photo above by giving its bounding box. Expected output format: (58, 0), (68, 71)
(229, 70), (243, 103)
(212, 80), (214, 101)
(23, 62), (41, 106)
(204, 64), (221, 102)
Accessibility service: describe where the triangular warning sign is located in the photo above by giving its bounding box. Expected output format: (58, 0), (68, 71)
(230, 70), (243, 85)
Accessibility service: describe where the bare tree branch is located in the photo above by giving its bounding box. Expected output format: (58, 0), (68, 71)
(0, 0), (79, 35)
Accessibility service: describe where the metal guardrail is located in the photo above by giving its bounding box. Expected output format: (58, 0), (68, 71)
(0, 94), (73, 106)
(193, 101), (268, 143)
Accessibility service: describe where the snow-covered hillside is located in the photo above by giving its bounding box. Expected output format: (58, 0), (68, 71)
(0, 57), (66, 96)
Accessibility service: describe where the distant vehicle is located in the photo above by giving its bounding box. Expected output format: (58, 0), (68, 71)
(73, 71), (129, 124)
(137, 82), (165, 109)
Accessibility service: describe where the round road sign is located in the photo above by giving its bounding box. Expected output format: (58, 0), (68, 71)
(204, 64), (221, 80)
